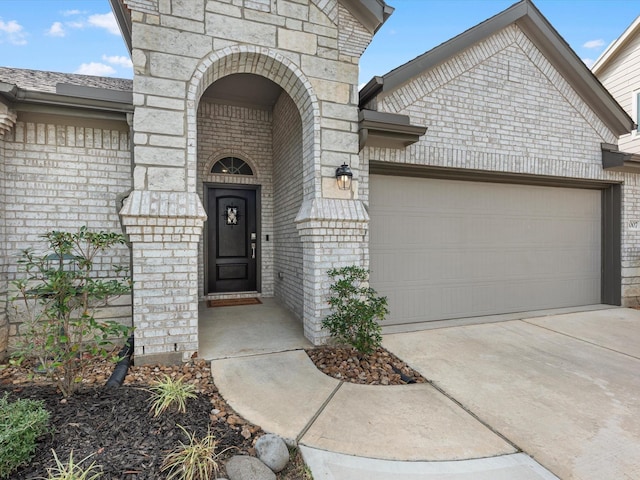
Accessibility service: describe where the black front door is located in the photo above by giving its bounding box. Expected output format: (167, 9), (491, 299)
(207, 187), (257, 293)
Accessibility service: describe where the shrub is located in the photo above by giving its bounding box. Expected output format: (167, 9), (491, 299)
(161, 425), (230, 480)
(322, 265), (389, 356)
(148, 375), (197, 417)
(0, 393), (50, 478)
(11, 227), (133, 397)
(45, 450), (103, 480)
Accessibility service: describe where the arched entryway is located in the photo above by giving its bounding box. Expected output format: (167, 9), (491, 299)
(187, 48), (320, 353)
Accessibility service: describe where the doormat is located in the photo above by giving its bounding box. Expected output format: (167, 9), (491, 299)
(207, 297), (262, 307)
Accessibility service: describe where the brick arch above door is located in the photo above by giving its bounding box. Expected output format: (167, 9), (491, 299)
(186, 46), (320, 199)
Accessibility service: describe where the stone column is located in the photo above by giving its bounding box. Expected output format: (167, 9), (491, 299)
(296, 198), (369, 344)
(120, 191), (206, 365)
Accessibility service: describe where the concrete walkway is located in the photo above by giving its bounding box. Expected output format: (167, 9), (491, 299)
(209, 307), (640, 479)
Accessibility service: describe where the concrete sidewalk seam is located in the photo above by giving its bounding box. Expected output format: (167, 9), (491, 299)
(520, 319), (640, 361)
(296, 381), (344, 444)
(428, 379), (524, 454)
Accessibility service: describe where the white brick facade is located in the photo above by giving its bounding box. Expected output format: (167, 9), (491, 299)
(362, 24), (640, 307)
(197, 101), (275, 299)
(3, 1), (636, 362)
(1, 114), (133, 352)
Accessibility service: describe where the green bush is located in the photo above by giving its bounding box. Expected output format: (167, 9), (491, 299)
(322, 266), (389, 356)
(11, 226), (132, 397)
(0, 393), (50, 478)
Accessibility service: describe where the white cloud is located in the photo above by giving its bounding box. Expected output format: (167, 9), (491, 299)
(63, 9), (82, 16)
(66, 21), (85, 29)
(102, 55), (133, 68)
(47, 22), (66, 37)
(583, 39), (605, 49)
(0, 18), (27, 45)
(582, 58), (595, 68)
(74, 62), (116, 76)
(88, 13), (120, 35)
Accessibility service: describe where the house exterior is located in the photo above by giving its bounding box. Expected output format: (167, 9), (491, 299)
(1, 0), (638, 364)
(593, 16), (640, 155)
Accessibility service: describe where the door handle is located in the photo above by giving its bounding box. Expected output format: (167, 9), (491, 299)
(251, 243), (256, 259)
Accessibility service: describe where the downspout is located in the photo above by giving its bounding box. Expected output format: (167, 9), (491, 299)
(105, 335), (134, 388)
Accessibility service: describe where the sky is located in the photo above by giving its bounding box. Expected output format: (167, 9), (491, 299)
(1, 0), (639, 85)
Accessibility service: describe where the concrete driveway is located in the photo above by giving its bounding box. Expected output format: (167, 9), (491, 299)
(383, 307), (640, 479)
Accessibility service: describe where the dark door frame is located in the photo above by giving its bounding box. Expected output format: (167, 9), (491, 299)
(204, 183), (261, 295)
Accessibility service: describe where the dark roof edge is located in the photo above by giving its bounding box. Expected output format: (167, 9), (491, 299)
(364, 0), (633, 136)
(338, 0), (394, 34)
(602, 143), (640, 174)
(0, 81), (134, 115)
(382, 1), (529, 92)
(358, 108), (427, 150)
(358, 76), (384, 107)
(109, 0), (132, 54)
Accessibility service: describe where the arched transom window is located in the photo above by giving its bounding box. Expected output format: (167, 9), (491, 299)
(211, 157), (253, 175)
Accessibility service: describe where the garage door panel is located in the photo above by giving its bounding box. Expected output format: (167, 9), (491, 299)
(370, 175), (601, 326)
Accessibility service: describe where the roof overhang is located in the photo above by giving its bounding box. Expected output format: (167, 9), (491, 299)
(338, 0), (394, 34)
(359, 109), (427, 150)
(602, 143), (640, 174)
(592, 16), (640, 75)
(0, 80), (133, 116)
(361, 0), (634, 137)
(109, 0), (132, 54)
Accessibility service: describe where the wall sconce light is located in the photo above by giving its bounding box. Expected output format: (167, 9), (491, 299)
(335, 163), (353, 190)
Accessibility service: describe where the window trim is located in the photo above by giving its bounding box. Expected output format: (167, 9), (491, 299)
(210, 156), (254, 176)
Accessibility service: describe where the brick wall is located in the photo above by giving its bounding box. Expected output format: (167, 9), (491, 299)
(0, 133), (7, 358)
(365, 23), (640, 306)
(273, 92), (304, 318)
(3, 113), (133, 346)
(122, 0), (373, 355)
(197, 100), (275, 298)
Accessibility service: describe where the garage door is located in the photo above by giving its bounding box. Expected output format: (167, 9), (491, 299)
(369, 175), (602, 326)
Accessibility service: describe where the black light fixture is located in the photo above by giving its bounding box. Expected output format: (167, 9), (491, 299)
(335, 163), (353, 190)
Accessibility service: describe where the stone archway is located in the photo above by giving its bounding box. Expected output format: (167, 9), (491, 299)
(186, 46), (321, 201)
(190, 49), (322, 341)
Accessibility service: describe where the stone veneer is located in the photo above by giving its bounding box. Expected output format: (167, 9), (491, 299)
(361, 24), (640, 306)
(0, 116), (7, 359)
(120, 0), (374, 361)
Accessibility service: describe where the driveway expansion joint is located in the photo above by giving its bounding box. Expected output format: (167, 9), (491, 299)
(521, 318), (640, 361)
(428, 379), (524, 454)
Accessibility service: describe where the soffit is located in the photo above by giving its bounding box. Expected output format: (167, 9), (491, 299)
(201, 74), (283, 108)
(338, 0), (394, 34)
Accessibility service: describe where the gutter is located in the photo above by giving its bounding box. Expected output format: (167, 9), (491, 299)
(359, 109), (427, 150)
(0, 81), (133, 116)
(602, 143), (640, 174)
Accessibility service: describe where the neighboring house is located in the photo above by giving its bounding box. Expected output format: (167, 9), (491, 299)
(593, 16), (640, 155)
(0, 0), (638, 364)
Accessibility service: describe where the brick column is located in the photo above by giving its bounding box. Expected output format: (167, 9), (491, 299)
(120, 191), (207, 365)
(296, 198), (369, 344)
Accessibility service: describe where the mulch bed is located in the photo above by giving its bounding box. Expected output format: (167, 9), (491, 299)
(0, 359), (259, 480)
(0, 345), (426, 479)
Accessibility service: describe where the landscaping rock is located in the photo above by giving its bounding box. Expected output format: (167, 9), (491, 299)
(255, 434), (289, 473)
(225, 455), (276, 480)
